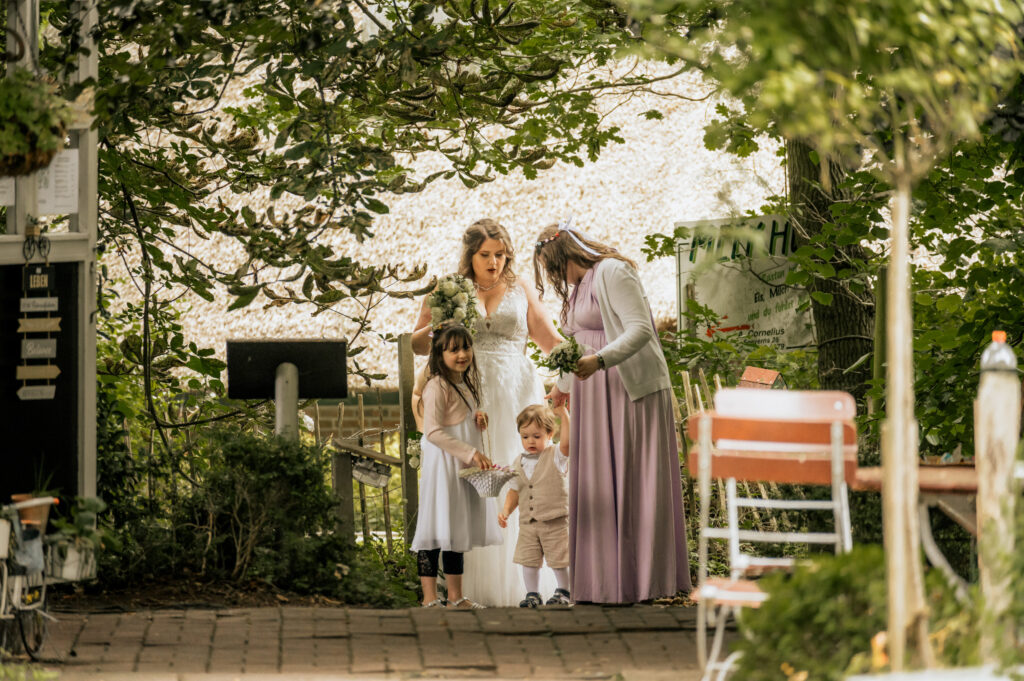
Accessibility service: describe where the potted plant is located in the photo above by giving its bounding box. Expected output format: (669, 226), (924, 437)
(0, 66), (73, 177)
(46, 497), (118, 582)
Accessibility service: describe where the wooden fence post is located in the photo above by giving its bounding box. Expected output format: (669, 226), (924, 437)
(332, 403), (355, 544)
(975, 331), (1020, 661)
(377, 388), (393, 554)
(397, 333), (419, 545)
(357, 394), (371, 544)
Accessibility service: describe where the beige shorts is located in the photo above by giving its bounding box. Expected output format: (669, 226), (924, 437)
(514, 516), (569, 568)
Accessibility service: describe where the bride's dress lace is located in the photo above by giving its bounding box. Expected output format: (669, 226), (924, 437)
(461, 283), (555, 606)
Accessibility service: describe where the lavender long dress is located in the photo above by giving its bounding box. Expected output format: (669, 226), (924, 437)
(565, 267), (691, 603)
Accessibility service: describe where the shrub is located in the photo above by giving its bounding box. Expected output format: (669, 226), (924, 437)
(731, 545), (978, 680)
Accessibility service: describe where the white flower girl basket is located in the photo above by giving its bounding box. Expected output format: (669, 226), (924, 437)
(457, 416), (516, 497)
(459, 466), (516, 497)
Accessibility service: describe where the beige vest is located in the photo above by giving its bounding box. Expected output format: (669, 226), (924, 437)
(514, 445), (569, 523)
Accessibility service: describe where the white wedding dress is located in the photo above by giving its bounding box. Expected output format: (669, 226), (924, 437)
(462, 283), (557, 607)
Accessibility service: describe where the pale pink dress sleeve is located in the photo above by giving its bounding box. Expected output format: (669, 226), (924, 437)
(422, 378), (476, 464)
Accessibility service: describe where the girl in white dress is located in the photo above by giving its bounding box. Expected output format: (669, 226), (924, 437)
(412, 219), (563, 606)
(410, 321), (502, 608)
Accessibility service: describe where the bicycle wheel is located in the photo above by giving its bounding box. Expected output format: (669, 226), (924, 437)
(18, 608), (47, 659)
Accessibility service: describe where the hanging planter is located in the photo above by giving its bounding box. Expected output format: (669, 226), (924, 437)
(0, 66), (73, 177)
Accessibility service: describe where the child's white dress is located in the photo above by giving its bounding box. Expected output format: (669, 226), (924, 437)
(411, 385), (502, 553)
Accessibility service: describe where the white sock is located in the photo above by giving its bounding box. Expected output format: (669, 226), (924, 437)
(522, 566), (540, 593)
(552, 567), (569, 591)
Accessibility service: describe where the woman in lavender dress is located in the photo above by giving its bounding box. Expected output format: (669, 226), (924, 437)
(533, 221), (691, 603)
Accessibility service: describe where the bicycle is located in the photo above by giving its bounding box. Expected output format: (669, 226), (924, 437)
(1, 496), (58, 660)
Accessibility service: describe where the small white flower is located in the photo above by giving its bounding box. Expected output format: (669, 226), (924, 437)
(430, 307), (443, 322)
(454, 292), (468, 306)
(302, 413), (316, 431)
(408, 455), (420, 470)
(441, 281), (457, 296)
(452, 307), (466, 322)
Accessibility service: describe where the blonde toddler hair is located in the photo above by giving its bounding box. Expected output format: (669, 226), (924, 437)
(516, 404), (557, 434)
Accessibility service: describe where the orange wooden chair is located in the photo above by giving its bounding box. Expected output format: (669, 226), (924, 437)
(687, 388), (857, 681)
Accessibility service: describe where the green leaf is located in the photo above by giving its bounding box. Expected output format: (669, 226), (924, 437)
(810, 291), (833, 306)
(227, 286), (261, 311)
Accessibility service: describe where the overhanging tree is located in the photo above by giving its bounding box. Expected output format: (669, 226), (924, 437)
(621, 0), (1024, 668)
(39, 0), (706, 439)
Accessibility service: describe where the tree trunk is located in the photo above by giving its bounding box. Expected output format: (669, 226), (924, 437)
(885, 171), (931, 670)
(785, 138), (875, 404)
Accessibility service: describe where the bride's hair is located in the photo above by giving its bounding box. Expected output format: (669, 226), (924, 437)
(458, 219), (518, 285)
(533, 223), (635, 323)
(427, 321), (481, 411)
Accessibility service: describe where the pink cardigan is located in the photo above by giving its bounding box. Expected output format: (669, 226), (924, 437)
(421, 377), (477, 464)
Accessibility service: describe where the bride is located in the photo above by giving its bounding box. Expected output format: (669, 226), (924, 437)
(412, 218), (562, 606)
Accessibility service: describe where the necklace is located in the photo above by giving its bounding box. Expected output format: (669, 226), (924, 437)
(474, 278), (503, 293)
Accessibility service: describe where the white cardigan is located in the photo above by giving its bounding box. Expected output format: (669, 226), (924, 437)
(557, 258), (672, 401)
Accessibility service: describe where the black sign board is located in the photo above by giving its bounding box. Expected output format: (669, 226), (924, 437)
(226, 339), (348, 400)
(23, 265), (56, 293)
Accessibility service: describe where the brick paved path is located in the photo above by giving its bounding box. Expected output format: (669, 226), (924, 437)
(36, 605), (701, 679)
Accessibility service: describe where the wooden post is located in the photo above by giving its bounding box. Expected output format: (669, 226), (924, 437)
(332, 403), (355, 544)
(397, 333), (418, 544)
(377, 388), (393, 554)
(882, 179), (930, 670)
(357, 394), (371, 544)
(975, 332), (1020, 661)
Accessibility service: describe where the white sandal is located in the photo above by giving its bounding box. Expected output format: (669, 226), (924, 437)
(449, 597), (485, 610)
(422, 599), (446, 608)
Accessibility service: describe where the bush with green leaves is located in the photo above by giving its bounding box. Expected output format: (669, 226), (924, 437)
(731, 545), (979, 680)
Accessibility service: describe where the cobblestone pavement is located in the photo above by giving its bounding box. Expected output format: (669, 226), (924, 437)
(29, 605), (702, 680)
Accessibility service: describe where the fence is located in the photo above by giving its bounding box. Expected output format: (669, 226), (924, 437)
(323, 334), (417, 551)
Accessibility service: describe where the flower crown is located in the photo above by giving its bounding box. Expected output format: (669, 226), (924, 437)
(535, 215), (602, 256)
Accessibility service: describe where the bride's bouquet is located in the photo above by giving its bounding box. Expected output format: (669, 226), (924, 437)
(427, 274), (480, 331)
(539, 335), (584, 376)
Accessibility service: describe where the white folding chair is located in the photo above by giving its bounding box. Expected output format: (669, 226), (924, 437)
(687, 388), (857, 681)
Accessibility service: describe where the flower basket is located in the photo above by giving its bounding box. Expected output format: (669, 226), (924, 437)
(0, 67), (72, 178)
(458, 466), (517, 497)
(47, 543), (97, 582)
(10, 494), (53, 529)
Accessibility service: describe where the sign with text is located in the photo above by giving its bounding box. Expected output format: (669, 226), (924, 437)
(675, 215), (815, 349)
(37, 149), (79, 216)
(17, 385), (56, 401)
(22, 339), (57, 359)
(23, 265), (55, 293)
(20, 297), (58, 313)
(0, 176), (13, 206)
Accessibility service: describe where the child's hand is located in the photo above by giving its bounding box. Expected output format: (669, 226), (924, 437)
(474, 410), (489, 431)
(471, 451), (494, 470)
(552, 402), (569, 418)
(498, 512), (508, 528)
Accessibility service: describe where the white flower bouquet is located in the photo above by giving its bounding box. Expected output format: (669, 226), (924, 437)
(539, 335), (584, 376)
(427, 274), (480, 331)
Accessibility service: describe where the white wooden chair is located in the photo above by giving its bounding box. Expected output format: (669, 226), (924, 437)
(687, 388), (858, 681)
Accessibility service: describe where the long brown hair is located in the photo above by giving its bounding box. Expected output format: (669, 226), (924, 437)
(532, 223), (636, 322)
(427, 321), (481, 411)
(458, 218), (517, 285)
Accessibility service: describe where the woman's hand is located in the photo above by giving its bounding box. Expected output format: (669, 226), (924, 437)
(546, 385), (569, 409)
(575, 354), (601, 381)
(474, 410), (489, 430)
(471, 451), (494, 469)
(498, 512), (508, 528)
